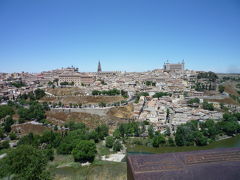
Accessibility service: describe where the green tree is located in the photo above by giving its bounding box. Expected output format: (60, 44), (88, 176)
(0, 105), (14, 119)
(0, 141), (9, 150)
(197, 71), (218, 82)
(10, 81), (26, 88)
(105, 136), (114, 148)
(187, 98), (200, 104)
(60, 81), (69, 86)
(201, 119), (219, 140)
(34, 89), (46, 100)
(9, 132), (17, 140)
(18, 102), (46, 122)
(92, 90), (101, 95)
(0, 128), (4, 139)
(18, 107), (30, 120)
(113, 128), (121, 139)
(153, 92), (170, 98)
(98, 102), (106, 107)
(87, 130), (99, 143)
(48, 81), (53, 86)
(0, 145), (50, 180)
(113, 140), (122, 152)
(218, 85), (225, 93)
(168, 137), (175, 146)
(72, 140), (97, 163)
(148, 125), (154, 139)
(218, 121), (240, 136)
(202, 101), (214, 111)
(152, 134), (166, 147)
(175, 125), (195, 146)
(42, 148), (54, 161)
(40, 131), (62, 148)
(18, 132), (41, 147)
(119, 124), (126, 137)
(29, 102), (46, 122)
(95, 124), (109, 140)
(3, 116), (14, 133)
(42, 102), (50, 111)
(57, 142), (73, 154)
(193, 131), (208, 146)
(164, 127), (171, 136)
(166, 108), (170, 122)
(121, 90), (129, 98)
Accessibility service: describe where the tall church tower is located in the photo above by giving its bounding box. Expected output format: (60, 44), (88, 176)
(97, 61), (102, 72)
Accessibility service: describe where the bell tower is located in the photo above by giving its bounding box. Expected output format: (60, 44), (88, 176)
(97, 61), (102, 72)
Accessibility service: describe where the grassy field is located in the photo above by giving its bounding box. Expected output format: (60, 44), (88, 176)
(52, 161), (127, 180)
(48, 142), (126, 180)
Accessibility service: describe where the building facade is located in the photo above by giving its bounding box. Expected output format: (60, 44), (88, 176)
(164, 61), (185, 72)
(59, 73), (95, 86)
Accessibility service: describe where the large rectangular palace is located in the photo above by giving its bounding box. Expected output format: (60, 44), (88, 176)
(163, 61), (185, 73)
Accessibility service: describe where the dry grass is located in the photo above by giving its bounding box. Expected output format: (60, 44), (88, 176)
(208, 97), (239, 105)
(46, 110), (128, 130)
(46, 87), (85, 96)
(223, 83), (239, 96)
(41, 96), (124, 105)
(107, 104), (134, 119)
(12, 123), (51, 135)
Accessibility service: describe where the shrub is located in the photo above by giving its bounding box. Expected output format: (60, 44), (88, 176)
(105, 136), (114, 148)
(152, 135), (166, 147)
(0, 141), (9, 150)
(72, 140), (96, 163)
(113, 140), (122, 152)
(9, 132), (17, 140)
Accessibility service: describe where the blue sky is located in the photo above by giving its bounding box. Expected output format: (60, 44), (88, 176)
(0, 0), (240, 73)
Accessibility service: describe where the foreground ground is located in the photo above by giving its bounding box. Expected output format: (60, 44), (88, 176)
(48, 153), (127, 180)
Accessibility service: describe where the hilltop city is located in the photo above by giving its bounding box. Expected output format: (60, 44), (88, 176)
(0, 61), (240, 179)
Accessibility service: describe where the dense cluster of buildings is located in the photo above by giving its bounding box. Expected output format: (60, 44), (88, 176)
(1, 61), (239, 134)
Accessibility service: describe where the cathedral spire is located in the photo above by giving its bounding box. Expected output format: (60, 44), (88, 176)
(97, 61), (102, 72)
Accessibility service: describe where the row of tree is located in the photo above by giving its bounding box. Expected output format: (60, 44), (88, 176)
(175, 113), (240, 146)
(10, 80), (26, 88)
(145, 81), (156, 86)
(152, 92), (171, 98)
(60, 81), (74, 86)
(17, 88), (46, 103)
(92, 89), (128, 98)
(197, 71), (218, 82)
(194, 82), (216, 91)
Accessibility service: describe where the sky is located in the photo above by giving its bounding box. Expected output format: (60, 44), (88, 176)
(0, 0), (240, 73)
